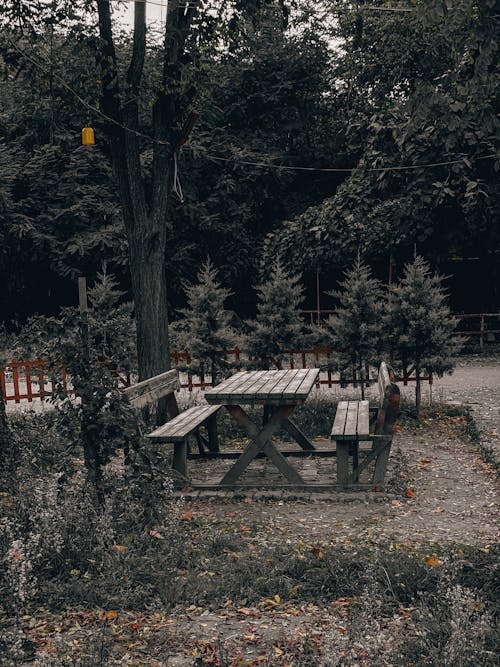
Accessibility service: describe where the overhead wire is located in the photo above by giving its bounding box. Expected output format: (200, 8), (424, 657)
(5, 33), (498, 176)
(126, 0), (415, 12)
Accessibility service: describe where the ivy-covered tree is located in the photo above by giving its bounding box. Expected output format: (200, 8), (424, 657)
(388, 255), (462, 414)
(245, 259), (308, 369)
(173, 259), (237, 384)
(264, 0), (499, 308)
(326, 258), (385, 398)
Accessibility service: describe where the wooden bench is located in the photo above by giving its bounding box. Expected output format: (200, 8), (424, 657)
(123, 369), (221, 484)
(331, 362), (400, 488)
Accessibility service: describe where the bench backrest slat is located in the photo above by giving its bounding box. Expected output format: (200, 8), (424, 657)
(377, 361), (391, 407)
(375, 362), (400, 434)
(123, 369), (179, 409)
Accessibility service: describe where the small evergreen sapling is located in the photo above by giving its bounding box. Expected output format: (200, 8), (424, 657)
(388, 255), (462, 414)
(174, 259), (236, 384)
(246, 259), (308, 369)
(326, 258), (385, 398)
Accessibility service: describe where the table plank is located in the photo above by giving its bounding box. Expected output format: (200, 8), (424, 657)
(293, 368), (320, 399)
(282, 369), (313, 399)
(254, 371), (295, 400)
(204, 371), (255, 402)
(264, 369), (302, 402)
(235, 370), (281, 401)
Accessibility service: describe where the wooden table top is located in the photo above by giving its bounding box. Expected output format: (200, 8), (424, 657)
(204, 369), (320, 405)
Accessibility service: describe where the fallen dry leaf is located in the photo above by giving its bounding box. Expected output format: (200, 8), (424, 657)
(148, 529), (164, 539)
(180, 510), (194, 522)
(404, 488), (416, 498)
(102, 610), (118, 621)
(425, 555), (443, 567)
(311, 547), (325, 559)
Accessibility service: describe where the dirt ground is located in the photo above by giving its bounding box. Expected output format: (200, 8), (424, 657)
(152, 416), (498, 666)
(22, 415), (497, 666)
(13, 355), (500, 665)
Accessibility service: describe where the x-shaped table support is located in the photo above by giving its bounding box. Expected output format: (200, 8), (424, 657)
(220, 405), (307, 486)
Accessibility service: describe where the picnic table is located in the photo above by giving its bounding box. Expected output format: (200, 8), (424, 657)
(203, 368), (320, 487)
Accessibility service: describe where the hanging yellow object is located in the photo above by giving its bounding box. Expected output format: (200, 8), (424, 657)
(82, 127), (95, 146)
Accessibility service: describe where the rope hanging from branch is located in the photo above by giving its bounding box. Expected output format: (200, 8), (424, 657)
(172, 110), (199, 203)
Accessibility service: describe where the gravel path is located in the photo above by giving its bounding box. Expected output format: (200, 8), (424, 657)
(410, 353), (500, 465)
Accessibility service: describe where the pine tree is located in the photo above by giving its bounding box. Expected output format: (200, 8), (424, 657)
(175, 259), (236, 384)
(326, 258), (385, 398)
(87, 268), (136, 374)
(388, 255), (462, 414)
(246, 259), (307, 369)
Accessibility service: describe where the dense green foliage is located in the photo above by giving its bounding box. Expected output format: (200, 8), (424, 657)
(0, 0), (498, 323)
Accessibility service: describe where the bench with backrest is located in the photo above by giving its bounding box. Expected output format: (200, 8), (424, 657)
(331, 362), (400, 488)
(123, 369), (221, 485)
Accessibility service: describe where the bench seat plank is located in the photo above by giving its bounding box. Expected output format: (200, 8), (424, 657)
(147, 404), (221, 442)
(331, 400), (370, 440)
(345, 401), (359, 435)
(357, 400), (370, 436)
(331, 400), (348, 438)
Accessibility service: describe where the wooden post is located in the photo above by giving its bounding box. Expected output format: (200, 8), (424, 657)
(316, 269), (321, 325)
(78, 277), (90, 381)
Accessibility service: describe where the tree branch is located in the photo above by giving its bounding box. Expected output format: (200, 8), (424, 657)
(126, 0), (146, 97)
(151, 1), (200, 217)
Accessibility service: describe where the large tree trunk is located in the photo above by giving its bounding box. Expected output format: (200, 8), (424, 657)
(96, 0), (197, 422)
(129, 231), (171, 380)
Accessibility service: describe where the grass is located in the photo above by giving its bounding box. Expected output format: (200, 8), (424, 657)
(1, 398), (498, 665)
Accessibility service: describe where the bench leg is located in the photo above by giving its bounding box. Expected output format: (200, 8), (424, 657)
(350, 442), (359, 483)
(172, 438), (188, 479)
(336, 441), (350, 487)
(372, 440), (392, 487)
(206, 413), (219, 452)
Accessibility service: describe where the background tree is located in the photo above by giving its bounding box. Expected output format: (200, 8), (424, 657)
(172, 259), (237, 384)
(388, 255), (462, 414)
(326, 257), (385, 399)
(245, 259), (308, 369)
(264, 0), (499, 311)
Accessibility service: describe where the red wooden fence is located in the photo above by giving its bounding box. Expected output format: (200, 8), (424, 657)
(302, 310), (500, 347)
(1, 350), (431, 404)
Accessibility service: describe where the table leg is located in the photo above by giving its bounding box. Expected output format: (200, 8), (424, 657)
(221, 405), (305, 486)
(282, 418), (316, 451)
